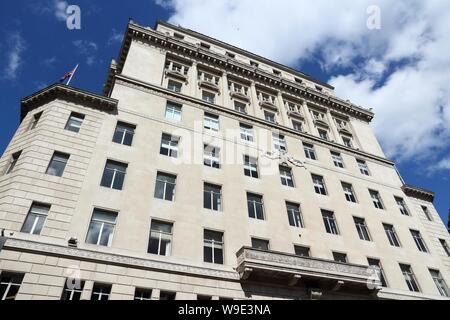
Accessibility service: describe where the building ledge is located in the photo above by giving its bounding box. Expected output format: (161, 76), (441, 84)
(20, 83), (118, 121)
(402, 184), (435, 203)
(236, 247), (378, 294)
(1, 237), (240, 281)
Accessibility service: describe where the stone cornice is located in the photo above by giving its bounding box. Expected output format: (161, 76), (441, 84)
(113, 74), (394, 167)
(402, 184), (435, 203)
(157, 20), (334, 90)
(103, 21), (374, 123)
(21, 83), (118, 121)
(2, 238), (240, 281)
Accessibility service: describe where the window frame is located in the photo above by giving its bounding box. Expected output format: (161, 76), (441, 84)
(312, 174), (327, 196)
(64, 112), (85, 133)
(165, 102), (182, 122)
(160, 133), (179, 158)
(100, 160), (128, 190)
(383, 223), (401, 247)
(21, 202), (51, 235)
(154, 172), (177, 201)
(286, 201), (304, 228)
(303, 143), (317, 160)
(85, 209), (118, 247)
(247, 192), (265, 220)
(353, 216), (371, 241)
(203, 229), (224, 265)
(112, 121), (136, 146)
(243, 155), (259, 178)
(148, 220), (173, 256)
(322, 210), (339, 235)
(203, 182), (222, 212)
(45, 151), (70, 177)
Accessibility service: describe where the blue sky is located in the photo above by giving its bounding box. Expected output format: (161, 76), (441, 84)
(0, 0), (448, 225)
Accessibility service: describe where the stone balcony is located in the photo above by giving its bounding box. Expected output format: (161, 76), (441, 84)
(236, 247), (379, 296)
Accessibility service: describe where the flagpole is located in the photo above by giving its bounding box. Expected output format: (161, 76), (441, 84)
(66, 64), (79, 86)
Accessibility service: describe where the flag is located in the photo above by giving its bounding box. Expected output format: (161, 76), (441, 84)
(59, 65), (79, 84)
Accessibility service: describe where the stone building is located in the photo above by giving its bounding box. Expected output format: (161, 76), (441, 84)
(0, 20), (449, 300)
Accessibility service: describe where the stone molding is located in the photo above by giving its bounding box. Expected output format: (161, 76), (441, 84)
(3, 238), (240, 281)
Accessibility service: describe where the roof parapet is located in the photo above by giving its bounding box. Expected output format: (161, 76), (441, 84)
(402, 184), (435, 203)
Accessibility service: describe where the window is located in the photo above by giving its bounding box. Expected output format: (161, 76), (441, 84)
(331, 152), (344, 168)
(252, 238), (269, 251)
(410, 230), (428, 252)
(357, 159), (370, 176)
(311, 110), (326, 122)
(202, 91), (216, 104)
(160, 133), (179, 158)
(226, 51), (235, 59)
(383, 224), (400, 247)
(134, 288), (153, 301)
(112, 122), (135, 146)
(198, 71), (220, 85)
(240, 123), (254, 142)
(312, 174), (327, 195)
(421, 206), (433, 221)
(0, 273), (24, 300)
(29, 111), (43, 130)
(197, 295), (212, 300)
(342, 182), (357, 203)
(203, 145), (220, 169)
(46, 152), (70, 177)
(354, 217), (371, 241)
(61, 280), (85, 300)
(21, 202), (50, 235)
(286, 202), (303, 228)
(294, 77), (303, 84)
(333, 252), (347, 263)
(154, 172), (176, 201)
(294, 246), (310, 257)
(322, 210), (339, 235)
(315, 85), (323, 92)
(204, 113), (219, 132)
(148, 220), (173, 256)
(165, 102), (182, 122)
(273, 69), (281, 76)
(303, 143), (317, 160)
(342, 135), (353, 148)
(400, 264), (420, 292)
(90, 283), (111, 301)
(100, 160), (127, 190)
(204, 183), (222, 211)
(167, 80), (182, 93)
(204, 230), (224, 264)
(369, 190), (384, 209)
(367, 258), (388, 287)
(292, 120), (304, 132)
(160, 291), (176, 300)
(258, 92), (276, 105)
(250, 61), (259, 68)
(64, 112), (85, 133)
(228, 82), (249, 96)
(4, 151), (21, 175)
(273, 133), (286, 152)
(440, 239), (450, 257)
(264, 111), (276, 123)
(165, 60), (189, 76)
(279, 166), (294, 187)
(395, 197), (409, 216)
(318, 129), (329, 140)
(244, 156), (258, 178)
(429, 269), (449, 297)
(173, 32), (184, 40)
(86, 209), (117, 247)
(247, 193), (265, 220)
(234, 101), (247, 114)
(200, 42), (210, 50)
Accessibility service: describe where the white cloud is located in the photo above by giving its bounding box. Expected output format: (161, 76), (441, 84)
(107, 28), (123, 45)
(158, 0), (450, 168)
(72, 40), (98, 66)
(2, 32), (26, 80)
(54, 0), (69, 21)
